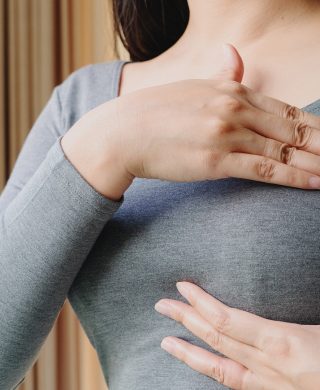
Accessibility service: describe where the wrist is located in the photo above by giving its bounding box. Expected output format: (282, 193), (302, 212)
(60, 113), (134, 202)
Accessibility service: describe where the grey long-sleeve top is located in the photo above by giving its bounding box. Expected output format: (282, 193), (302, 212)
(1, 59), (320, 390)
(0, 61), (125, 389)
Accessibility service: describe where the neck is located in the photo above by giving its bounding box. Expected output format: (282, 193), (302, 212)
(122, 0), (320, 107)
(175, 0), (319, 53)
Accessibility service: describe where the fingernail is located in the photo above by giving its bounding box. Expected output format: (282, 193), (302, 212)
(161, 337), (176, 354)
(309, 177), (320, 189)
(176, 282), (190, 299)
(154, 300), (172, 317)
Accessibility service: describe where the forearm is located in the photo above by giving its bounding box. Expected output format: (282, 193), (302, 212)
(0, 138), (123, 389)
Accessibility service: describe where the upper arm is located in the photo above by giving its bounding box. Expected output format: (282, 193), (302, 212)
(0, 86), (63, 213)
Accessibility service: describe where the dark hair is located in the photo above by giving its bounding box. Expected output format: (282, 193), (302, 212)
(112, 0), (189, 62)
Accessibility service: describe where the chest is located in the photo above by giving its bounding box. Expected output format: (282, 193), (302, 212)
(242, 47), (320, 109)
(71, 178), (320, 325)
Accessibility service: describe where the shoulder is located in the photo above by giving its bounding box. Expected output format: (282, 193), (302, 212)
(56, 60), (124, 131)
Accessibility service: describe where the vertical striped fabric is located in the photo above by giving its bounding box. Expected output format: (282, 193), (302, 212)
(0, 1), (128, 389)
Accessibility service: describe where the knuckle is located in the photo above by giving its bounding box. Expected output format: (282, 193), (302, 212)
(271, 339), (291, 358)
(263, 138), (274, 158)
(293, 121), (312, 148)
(231, 82), (246, 97)
(280, 144), (296, 165)
(217, 120), (234, 134)
(286, 170), (298, 187)
(286, 332), (303, 350)
(224, 80), (246, 96)
(283, 104), (301, 121)
(220, 95), (244, 114)
(210, 119), (234, 137)
(212, 310), (230, 334)
(204, 328), (222, 350)
(202, 150), (221, 171)
(256, 158), (276, 179)
(261, 333), (291, 358)
(209, 362), (225, 384)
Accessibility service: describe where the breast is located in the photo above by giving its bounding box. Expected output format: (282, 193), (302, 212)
(68, 177), (320, 389)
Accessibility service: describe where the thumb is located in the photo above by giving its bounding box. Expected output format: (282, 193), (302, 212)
(214, 43), (244, 83)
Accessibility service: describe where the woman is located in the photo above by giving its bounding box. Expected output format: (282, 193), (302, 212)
(0, 1), (320, 389)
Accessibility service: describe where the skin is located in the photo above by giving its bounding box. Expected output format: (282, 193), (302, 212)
(60, 1), (320, 387)
(136, 1), (320, 387)
(120, 0), (320, 108)
(155, 282), (320, 389)
(61, 45), (320, 201)
(61, 54), (320, 201)
(61, 0), (320, 201)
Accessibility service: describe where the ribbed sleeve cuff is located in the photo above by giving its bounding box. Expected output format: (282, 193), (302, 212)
(54, 135), (125, 212)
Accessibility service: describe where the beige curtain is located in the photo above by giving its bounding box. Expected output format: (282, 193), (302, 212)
(0, 1), (128, 389)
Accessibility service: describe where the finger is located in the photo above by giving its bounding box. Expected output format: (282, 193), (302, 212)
(214, 43), (244, 83)
(245, 88), (320, 130)
(155, 298), (261, 369)
(214, 80), (320, 152)
(224, 152), (320, 189)
(233, 128), (320, 176)
(175, 282), (273, 349)
(160, 336), (251, 390)
(242, 106), (320, 156)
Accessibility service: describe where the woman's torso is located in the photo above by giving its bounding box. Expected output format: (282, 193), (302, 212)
(65, 60), (320, 390)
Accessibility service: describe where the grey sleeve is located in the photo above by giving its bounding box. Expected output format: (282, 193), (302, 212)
(0, 86), (124, 390)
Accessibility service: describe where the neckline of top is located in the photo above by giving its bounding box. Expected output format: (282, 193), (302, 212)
(112, 59), (320, 111)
